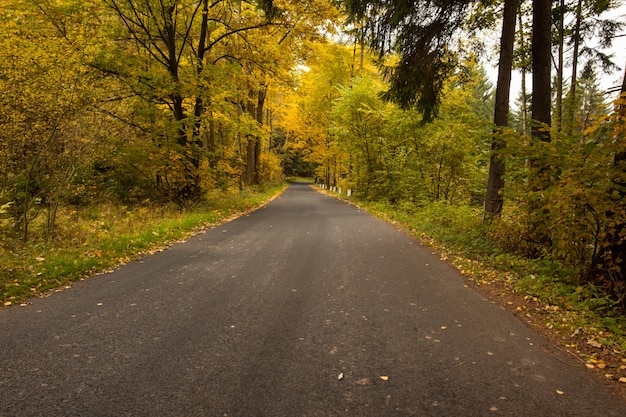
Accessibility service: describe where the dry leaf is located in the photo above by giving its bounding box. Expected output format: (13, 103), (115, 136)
(380, 376), (389, 381)
(556, 390), (564, 395)
(586, 339), (602, 349)
(585, 363), (595, 369)
(337, 372), (344, 380)
(619, 377), (626, 383)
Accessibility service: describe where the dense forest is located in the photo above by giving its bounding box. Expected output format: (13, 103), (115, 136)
(1, 0), (625, 319)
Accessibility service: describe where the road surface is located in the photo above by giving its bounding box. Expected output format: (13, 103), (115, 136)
(1, 183), (625, 416)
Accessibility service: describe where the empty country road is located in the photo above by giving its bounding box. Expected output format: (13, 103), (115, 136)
(1, 183), (625, 417)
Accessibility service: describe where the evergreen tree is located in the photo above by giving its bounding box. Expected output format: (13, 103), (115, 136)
(338, 0), (473, 122)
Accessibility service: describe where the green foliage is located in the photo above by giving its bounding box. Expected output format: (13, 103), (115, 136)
(561, 62), (608, 137)
(328, 59), (492, 205)
(490, 98), (626, 309)
(340, 0), (473, 122)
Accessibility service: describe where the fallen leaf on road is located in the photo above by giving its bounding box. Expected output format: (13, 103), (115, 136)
(619, 377), (626, 383)
(337, 372), (344, 380)
(440, 326), (447, 330)
(380, 376), (389, 381)
(556, 390), (564, 395)
(585, 363), (595, 369)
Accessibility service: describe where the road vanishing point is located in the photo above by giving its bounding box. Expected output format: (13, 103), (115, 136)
(1, 183), (625, 416)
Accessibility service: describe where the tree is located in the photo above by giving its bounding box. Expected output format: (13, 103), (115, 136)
(328, 58), (491, 203)
(484, 0), (519, 217)
(339, 0), (474, 122)
(276, 42), (355, 187)
(0, 0), (104, 240)
(531, 0), (552, 144)
(513, 4), (532, 136)
(553, 0), (566, 133)
(573, 62), (608, 133)
(97, 0), (276, 200)
(562, 0), (623, 137)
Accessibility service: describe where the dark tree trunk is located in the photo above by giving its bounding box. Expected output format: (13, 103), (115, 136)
(518, 12), (529, 136)
(564, 0), (583, 137)
(484, 0), (518, 217)
(526, 0), (553, 251)
(554, 0), (565, 133)
(245, 86), (267, 185)
(246, 137), (257, 185)
(531, 0), (552, 143)
(193, 0), (209, 127)
(254, 87), (266, 183)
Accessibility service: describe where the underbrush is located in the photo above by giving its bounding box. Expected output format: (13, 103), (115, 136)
(350, 196), (626, 386)
(1, 183), (286, 306)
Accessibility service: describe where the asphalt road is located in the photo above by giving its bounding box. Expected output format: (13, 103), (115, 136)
(1, 183), (625, 416)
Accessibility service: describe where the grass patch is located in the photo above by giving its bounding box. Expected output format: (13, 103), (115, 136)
(343, 195), (626, 386)
(1, 183), (287, 306)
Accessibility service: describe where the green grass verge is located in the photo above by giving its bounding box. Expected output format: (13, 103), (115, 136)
(1, 183), (287, 306)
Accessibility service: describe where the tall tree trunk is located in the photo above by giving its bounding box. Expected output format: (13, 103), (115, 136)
(518, 12), (529, 136)
(246, 137), (257, 185)
(528, 0), (553, 250)
(484, 0), (518, 217)
(564, 0), (583, 137)
(193, 0), (209, 125)
(554, 0), (565, 133)
(245, 86), (267, 185)
(531, 0), (552, 144)
(254, 87), (267, 184)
